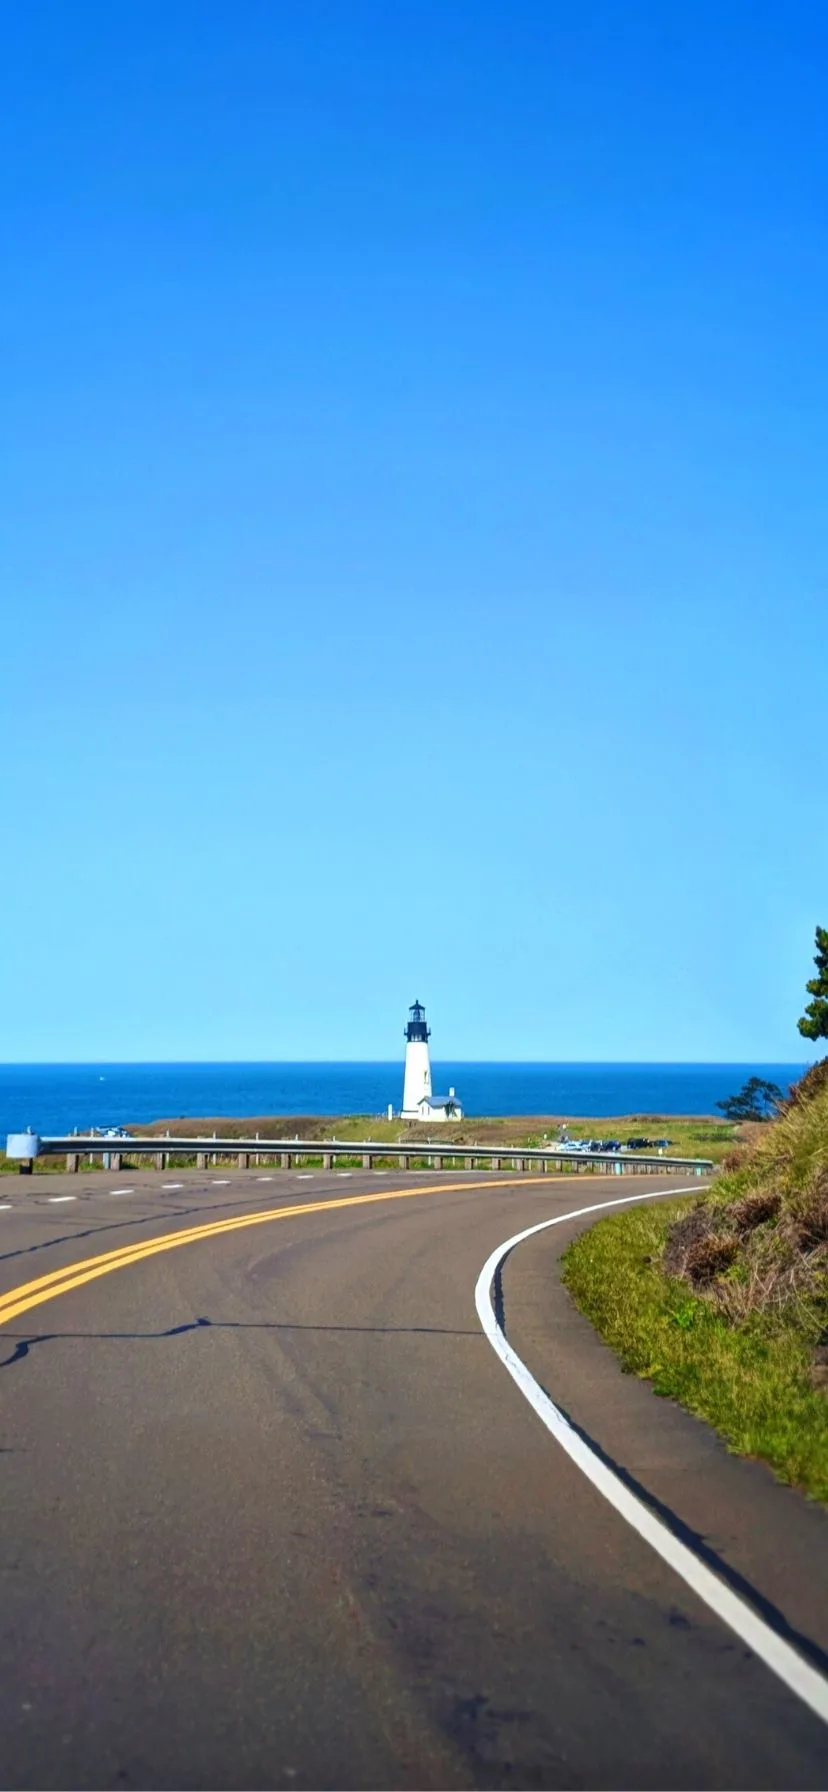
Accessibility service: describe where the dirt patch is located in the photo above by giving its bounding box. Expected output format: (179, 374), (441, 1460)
(730, 1189), (781, 1234)
(661, 1202), (723, 1279)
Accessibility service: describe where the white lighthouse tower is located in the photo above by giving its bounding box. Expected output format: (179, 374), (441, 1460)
(399, 1000), (463, 1122)
(401, 1000), (432, 1117)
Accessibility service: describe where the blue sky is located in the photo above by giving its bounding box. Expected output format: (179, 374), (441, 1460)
(3, 0), (825, 1062)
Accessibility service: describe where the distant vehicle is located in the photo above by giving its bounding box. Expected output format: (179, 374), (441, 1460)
(598, 1139), (622, 1152)
(654, 1138), (672, 1149)
(625, 1137), (654, 1150)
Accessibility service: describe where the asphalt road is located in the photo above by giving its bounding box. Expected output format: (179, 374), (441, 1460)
(0, 1165), (827, 1790)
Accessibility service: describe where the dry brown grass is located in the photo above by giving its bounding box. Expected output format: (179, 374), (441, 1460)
(720, 1144), (752, 1173)
(661, 1063), (828, 1341)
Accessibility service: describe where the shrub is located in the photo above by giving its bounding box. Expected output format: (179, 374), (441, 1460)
(783, 1057), (828, 1109)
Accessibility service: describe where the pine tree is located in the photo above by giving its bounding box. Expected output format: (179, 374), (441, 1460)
(716, 1077), (783, 1121)
(797, 925), (828, 1043)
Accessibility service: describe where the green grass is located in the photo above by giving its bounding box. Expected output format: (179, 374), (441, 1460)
(130, 1111), (731, 1159)
(0, 1152), (79, 1176)
(562, 1070), (828, 1503)
(556, 1116), (735, 1163)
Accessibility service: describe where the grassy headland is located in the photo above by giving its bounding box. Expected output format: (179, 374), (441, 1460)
(127, 1111), (735, 1159)
(563, 1061), (828, 1501)
(0, 1111), (735, 1174)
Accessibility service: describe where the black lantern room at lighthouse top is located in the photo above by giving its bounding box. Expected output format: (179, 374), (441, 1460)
(405, 1001), (431, 1042)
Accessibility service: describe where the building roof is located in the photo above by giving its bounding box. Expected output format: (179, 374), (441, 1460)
(417, 1093), (461, 1108)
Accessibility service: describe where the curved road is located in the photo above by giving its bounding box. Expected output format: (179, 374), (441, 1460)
(1, 1165), (827, 1790)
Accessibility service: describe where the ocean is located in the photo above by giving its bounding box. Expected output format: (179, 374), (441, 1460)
(0, 1061), (811, 1139)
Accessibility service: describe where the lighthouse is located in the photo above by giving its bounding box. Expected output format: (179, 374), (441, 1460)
(401, 1000), (432, 1116)
(400, 1000), (463, 1122)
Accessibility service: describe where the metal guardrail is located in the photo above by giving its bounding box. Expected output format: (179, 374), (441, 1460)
(17, 1135), (714, 1177)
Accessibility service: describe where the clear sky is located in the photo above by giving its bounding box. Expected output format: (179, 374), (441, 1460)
(3, 1), (825, 1062)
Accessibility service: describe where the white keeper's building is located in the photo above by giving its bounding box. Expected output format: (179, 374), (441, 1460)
(400, 1001), (463, 1122)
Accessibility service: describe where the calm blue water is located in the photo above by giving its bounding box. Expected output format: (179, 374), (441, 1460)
(0, 1062), (811, 1138)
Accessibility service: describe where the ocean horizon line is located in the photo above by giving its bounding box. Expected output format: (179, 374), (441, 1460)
(0, 1057), (812, 1069)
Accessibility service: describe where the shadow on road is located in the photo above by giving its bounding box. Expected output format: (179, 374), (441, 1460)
(0, 1315), (481, 1371)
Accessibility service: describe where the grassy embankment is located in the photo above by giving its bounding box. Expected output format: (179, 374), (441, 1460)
(0, 1112), (734, 1176)
(563, 1062), (828, 1502)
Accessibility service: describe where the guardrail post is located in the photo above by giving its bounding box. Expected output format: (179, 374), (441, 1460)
(155, 1151), (164, 1171)
(491, 1156), (499, 1171)
(238, 1152), (249, 1170)
(465, 1155), (473, 1170)
(433, 1154), (442, 1170)
(197, 1152), (207, 1170)
(66, 1153), (79, 1173)
(399, 1153), (408, 1171)
(111, 1152), (122, 1172)
(323, 1152), (332, 1170)
(281, 1152), (290, 1170)
(362, 1153), (372, 1170)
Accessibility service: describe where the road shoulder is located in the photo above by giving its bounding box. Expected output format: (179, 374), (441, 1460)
(502, 1213), (828, 1669)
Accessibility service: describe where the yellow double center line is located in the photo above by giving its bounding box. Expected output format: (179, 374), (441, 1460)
(0, 1176), (560, 1327)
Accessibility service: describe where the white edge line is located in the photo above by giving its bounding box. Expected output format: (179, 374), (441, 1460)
(162, 1183), (184, 1190)
(109, 1188), (134, 1195)
(474, 1187), (828, 1729)
(0, 1203), (11, 1210)
(48, 1196), (76, 1203)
